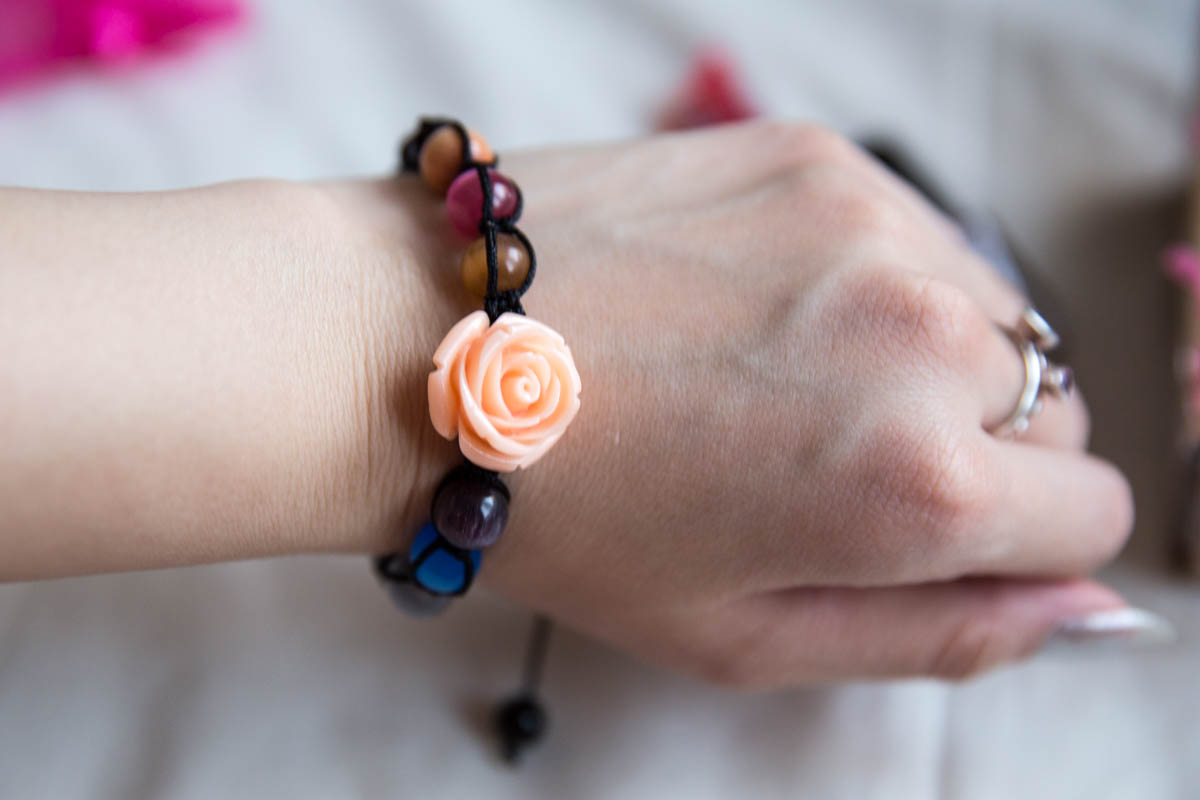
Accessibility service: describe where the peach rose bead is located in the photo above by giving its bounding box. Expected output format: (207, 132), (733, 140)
(428, 311), (582, 472)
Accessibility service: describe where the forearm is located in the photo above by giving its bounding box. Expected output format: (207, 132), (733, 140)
(0, 179), (448, 579)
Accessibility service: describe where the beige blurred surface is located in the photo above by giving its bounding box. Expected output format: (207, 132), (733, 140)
(0, 1), (1197, 797)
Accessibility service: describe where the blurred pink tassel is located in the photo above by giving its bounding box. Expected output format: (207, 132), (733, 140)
(1164, 243), (1200, 290)
(657, 46), (758, 131)
(0, 0), (243, 89)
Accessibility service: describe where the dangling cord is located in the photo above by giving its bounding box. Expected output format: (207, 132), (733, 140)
(494, 615), (554, 764)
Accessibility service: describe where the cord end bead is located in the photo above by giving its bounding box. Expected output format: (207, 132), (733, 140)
(495, 693), (548, 765)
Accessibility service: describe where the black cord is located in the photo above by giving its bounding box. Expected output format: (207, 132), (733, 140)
(520, 616), (553, 693)
(496, 615), (553, 764)
(401, 119), (554, 765)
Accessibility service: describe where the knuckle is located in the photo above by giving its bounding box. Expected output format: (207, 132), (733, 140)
(895, 276), (979, 360)
(694, 646), (766, 690)
(826, 189), (906, 241)
(688, 624), (776, 691)
(854, 423), (995, 581)
(840, 270), (984, 370)
(755, 119), (860, 171)
(900, 428), (994, 546)
(927, 616), (1007, 681)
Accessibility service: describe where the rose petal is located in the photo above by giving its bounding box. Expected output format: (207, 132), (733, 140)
(432, 311), (489, 369)
(428, 311), (490, 440)
(481, 347), (508, 419)
(427, 368), (458, 439)
(471, 322), (513, 406)
(459, 422), (524, 472)
(514, 428), (567, 469)
(455, 341), (509, 448)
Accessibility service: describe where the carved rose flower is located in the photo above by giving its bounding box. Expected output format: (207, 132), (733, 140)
(428, 311), (582, 472)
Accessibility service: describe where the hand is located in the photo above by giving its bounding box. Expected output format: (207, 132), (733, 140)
(368, 121), (1133, 685)
(0, 121), (1133, 682)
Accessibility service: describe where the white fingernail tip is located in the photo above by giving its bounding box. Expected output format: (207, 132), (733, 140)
(1043, 607), (1177, 654)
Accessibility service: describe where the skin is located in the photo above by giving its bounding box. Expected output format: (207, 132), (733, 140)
(0, 121), (1132, 685)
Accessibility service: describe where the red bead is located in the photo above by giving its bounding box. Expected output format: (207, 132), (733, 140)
(446, 169), (519, 237)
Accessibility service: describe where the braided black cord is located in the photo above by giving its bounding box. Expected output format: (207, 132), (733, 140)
(396, 120), (552, 764)
(399, 117), (534, 323)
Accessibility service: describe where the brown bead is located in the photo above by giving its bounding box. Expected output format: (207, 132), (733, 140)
(418, 125), (494, 194)
(460, 234), (530, 297)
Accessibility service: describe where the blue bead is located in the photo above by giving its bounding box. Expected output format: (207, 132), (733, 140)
(408, 521), (482, 596)
(409, 522), (440, 556)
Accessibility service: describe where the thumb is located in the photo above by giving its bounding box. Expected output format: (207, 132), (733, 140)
(696, 578), (1170, 687)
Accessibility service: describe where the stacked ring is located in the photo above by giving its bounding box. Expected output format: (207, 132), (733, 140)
(992, 307), (1073, 437)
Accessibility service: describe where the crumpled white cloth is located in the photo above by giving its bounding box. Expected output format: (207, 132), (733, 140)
(0, 1), (1197, 797)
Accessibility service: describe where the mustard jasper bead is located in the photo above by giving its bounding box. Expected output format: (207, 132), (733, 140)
(418, 125), (494, 194)
(460, 234), (531, 297)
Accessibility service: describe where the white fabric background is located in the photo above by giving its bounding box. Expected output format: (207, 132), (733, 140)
(0, 1), (1198, 797)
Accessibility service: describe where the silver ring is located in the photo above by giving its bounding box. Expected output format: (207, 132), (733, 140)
(991, 308), (1074, 437)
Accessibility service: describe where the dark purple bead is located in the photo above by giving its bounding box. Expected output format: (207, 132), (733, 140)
(433, 473), (510, 549)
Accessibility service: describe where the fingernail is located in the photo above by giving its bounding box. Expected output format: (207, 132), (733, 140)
(1041, 607), (1177, 655)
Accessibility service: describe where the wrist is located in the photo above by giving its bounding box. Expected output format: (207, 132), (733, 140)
(312, 177), (464, 555)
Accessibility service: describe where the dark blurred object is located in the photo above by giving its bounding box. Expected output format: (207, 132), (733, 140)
(495, 693), (547, 765)
(493, 615), (552, 765)
(1163, 231), (1200, 573)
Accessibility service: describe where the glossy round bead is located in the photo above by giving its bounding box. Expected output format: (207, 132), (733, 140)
(408, 522), (482, 596)
(459, 234), (531, 298)
(446, 169), (519, 237)
(495, 693), (548, 764)
(433, 470), (510, 549)
(418, 125), (494, 194)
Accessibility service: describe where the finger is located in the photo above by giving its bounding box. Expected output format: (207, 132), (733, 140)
(1000, 380), (1091, 451)
(967, 438), (1134, 577)
(703, 578), (1126, 686)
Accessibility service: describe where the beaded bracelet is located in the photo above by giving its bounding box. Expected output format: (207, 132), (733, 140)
(375, 118), (581, 610)
(372, 118), (582, 761)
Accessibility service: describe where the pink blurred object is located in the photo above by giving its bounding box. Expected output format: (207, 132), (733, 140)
(1164, 243), (1200, 289)
(657, 46), (758, 131)
(0, 0), (243, 89)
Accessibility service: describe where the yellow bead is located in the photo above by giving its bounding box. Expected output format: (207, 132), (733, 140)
(460, 234), (530, 297)
(418, 126), (494, 194)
